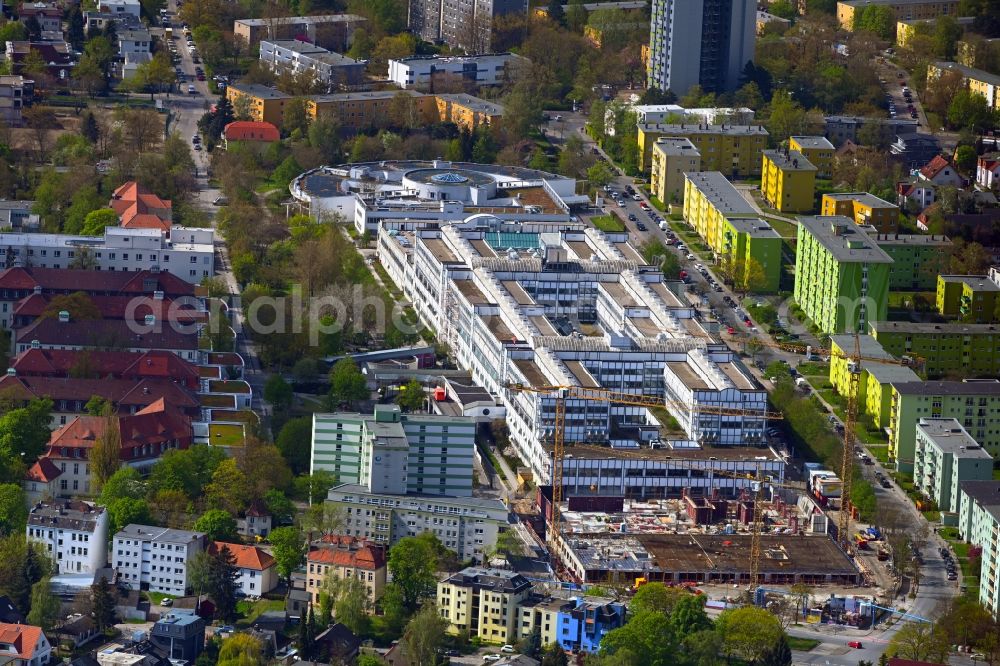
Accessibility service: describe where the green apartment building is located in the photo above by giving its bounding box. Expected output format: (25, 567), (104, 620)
(311, 404), (476, 497)
(913, 418), (993, 513)
(869, 320), (1000, 379)
(794, 216), (893, 335)
(937, 275), (1000, 323)
(828, 335), (919, 429)
(877, 234), (953, 291)
(889, 380), (1000, 473)
(957, 481), (1000, 618)
(720, 217), (783, 293)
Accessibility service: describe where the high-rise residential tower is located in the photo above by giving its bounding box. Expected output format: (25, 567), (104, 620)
(647, 0), (756, 95)
(408, 0), (527, 52)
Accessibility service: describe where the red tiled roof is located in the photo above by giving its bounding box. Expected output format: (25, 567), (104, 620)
(245, 498), (271, 517)
(12, 293), (206, 323)
(110, 182), (172, 229)
(0, 623), (45, 660)
(224, 121), (280, 143)
(26, 457), (62, 482)
(15, 318), (198, 352)
(920, 155), (951, 180)
(0, 374), (198, 410)
(208, 542), (276, 571)
(0, 267), (195, 297)
(11, 349), (200, 383)
(46, 398), (192, 461)
(307, 541), (386, 570)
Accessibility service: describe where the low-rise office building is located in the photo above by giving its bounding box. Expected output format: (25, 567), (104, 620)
(311, 404), (476, 497)
(913, 418), (993, 513)
(387, 53), (521, 90)
(259, 39), (365, 89)
(937, 275), (1000, 322)
(518, 597), (626, 653)
(889, 380), (1000, 471)
(234, 14), (366, 49)
(837, 0), (960, 31)
(26, 500), (108, 574)
(793, 217), (893, 334)
(869, 320), (1000, 379)
(113, 525), (205, 595)
(649, 138), (701, 205)
(761, 149), (816, 213)
(437, 568), (534, 643)
(636, 123), (768, 175)
(820, 192), (899, 233)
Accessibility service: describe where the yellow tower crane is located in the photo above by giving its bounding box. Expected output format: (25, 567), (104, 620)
(504, 383), (799, 591)
(726, 334), (922, 550)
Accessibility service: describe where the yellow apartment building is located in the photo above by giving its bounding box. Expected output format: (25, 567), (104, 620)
(305, 537), (387, 607)
(636, 123), (768, 175)
(761, 150), (817, 213)
(650, 137), (701, 205)
(226, 83), (291, 127)
(837, 0), (959, 31)
(437, 568), (534, 643)
(820, 192), (900, 232)
(928, 61), (1000, 109)
(789, 136), (835, 178)
(434, 93), (504, 131)
(308, 90), (503, 131)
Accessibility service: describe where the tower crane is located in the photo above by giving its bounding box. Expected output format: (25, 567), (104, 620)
(503, 383), (797, 591)
(724, 333), (923, 551)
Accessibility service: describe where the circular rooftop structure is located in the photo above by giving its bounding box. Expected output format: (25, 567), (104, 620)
(432, 172), (469, 184)
(298, 169), (345, 198)
(402, 167), (497, 202)
(405, 168), (494, 187)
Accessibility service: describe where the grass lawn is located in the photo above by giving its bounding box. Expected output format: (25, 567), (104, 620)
(236, 599), (285, 628)
(870, 444), (891, 464)
(591, 215), (626, 232)
(787, 637), (820, 652)
(199, 366), (222, 379)
(209, 423), (246, 447)
(210, 409), (259, 424)
(761, 216), (797, 238)
(146, 592), (174, 605)
(200, 394), (236, 408)
(796, 362), (830, 376)
(922, 510), (941, 522)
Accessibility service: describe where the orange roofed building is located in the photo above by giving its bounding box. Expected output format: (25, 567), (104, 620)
(0, 622), (52, 666)
(109, 182), (173, 232)
(40, 398), (192, 497)
(223, 121), (280, 151)
(306, 536), (387, 606)
(208, 542), (278, 596)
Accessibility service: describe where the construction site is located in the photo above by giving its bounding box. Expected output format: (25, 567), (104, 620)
(543, 488), (863, 587)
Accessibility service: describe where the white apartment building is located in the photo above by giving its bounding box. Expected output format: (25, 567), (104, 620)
(913, 418), (993, 513)
(209, 542), (278, 596)
(259, 39), (364, 88)
(0, 76), (32, 126)
(26, 500), (109, 574)
(98, 0), (141, 17)
(0, 226), (215, 283)
(311, 404), (476, 497)
(325, 484), (508, 561)
(374, 200), (785, 497)
(112, 525), (205, 595)
(387, 53), (520, 89)
(662, 348), (767, 446)
(958, 481), (1000, 617)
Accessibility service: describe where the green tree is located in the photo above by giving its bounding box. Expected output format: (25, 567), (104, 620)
(855, 5), (895, 39)
(0, 398), (53, 465)
(283, 98), (310, 136)
(263, 488), (295, 525)
(761, 634), (792, 666)
(218, 633), (264, 666)
(0, 484), (27, 536)
(546, 0), (565, 25)
(934, 16), (963, 58)
(264, 374), (294, 411)
(631, 582), (685, 616)
(91, 575), (116, 631)
(98, 467), (146, 504)
(600, 610), (678, 666)
(269, 526), (305, 584)
(566, 0), (587, 32)
(887, 622), (951, 663)
(948, 90), (997, 133)
(205, 458), (251, 515)
(396, 380), (426, 412)
(715, 607), (784, 664)
(587, 160), (615, 189)
(190, 545), (239, 621)
(402, 604), (449, 666)
(765, 90), (807, 143)
(26, 577), (60, 630)
(388, 535), (439, 608)
(80, 208), (119, 236)
(323, 573), (369, 635)
(148, 445), (227, 498)
(194, 509), (239, 541)
(106, 497), (152, 534)
(955, 145), (977, 172)
(85, 395), (111, 416)
(670, 594), (712, 635)
(88, 405), (121, 493)
(328, 359), (369, 407)
(276, 417), (312, 475)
